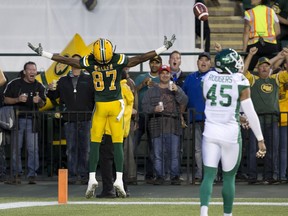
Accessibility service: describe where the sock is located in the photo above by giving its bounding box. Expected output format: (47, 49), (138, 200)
(200, 205), (208, 216)
(89, 142), (100, 172)
(200, 166), (217, 206)
(224, 213), (232, 216)
(113, 142), (124, 172)
(89, 172), (96, 181)
(116, 172), (123, 182)
(222, 171), (236, 214)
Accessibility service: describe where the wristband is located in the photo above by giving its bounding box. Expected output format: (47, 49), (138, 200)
(155, 45), (167, 55)
(42, 51), (53, 59)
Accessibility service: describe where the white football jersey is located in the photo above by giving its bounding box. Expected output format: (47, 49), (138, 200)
(202, 71), (250, 143)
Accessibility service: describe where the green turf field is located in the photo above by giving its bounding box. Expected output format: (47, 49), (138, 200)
(1, 198), (287, 216)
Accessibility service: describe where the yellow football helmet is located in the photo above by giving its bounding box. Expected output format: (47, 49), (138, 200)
(93, 38), (113, 64)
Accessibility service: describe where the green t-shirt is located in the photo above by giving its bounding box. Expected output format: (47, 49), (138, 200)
(135, 73), (160, 112)
(80, 53), (128, 102)
(250, 77), (280, 123)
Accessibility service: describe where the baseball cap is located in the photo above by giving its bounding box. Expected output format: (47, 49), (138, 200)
(149, 55), (162, 63)
(158, 65), (171, 74)
(257, 57), (271, 66)
(198, 52), (211, 60)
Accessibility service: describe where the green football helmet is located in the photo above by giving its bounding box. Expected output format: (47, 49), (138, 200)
(215, 48), (244, 74)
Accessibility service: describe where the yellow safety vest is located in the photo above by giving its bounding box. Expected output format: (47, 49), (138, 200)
(246, 5), (277, 45)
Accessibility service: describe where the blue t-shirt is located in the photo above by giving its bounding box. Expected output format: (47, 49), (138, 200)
(182, 69), (211, 122)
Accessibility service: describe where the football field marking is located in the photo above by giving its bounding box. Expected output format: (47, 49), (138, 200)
(1, 201), (288, 210)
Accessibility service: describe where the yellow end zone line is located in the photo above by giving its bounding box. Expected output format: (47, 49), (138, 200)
(1, 201), (288, 210)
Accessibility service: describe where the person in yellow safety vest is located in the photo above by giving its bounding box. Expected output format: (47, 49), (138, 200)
(243, 0), (281, 72)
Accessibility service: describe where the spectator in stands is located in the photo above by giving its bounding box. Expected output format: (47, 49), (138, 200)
(243, 0), (280, 71)
(47, 54), (94, 185)
(269, 52), (288, 183)
(182, 52), (213, 183)
(122, 68), (138, 185)
(169, 50), (186, 88)
(134, 55), (162, 184)
(4, 62), (46, 184)
(169, 50), (187, 179)
(142, 65), (188, 185)
(0, 70), (6, 86)
(243, 47), (288, 184)
(272, 0), (288, 49)
(0, 71), (7, 182)
(195, 0), (211, 52)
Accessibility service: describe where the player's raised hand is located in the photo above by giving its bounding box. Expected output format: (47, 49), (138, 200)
(164, 34), (176, 49)
(28, 43), (43, 56)
(155, 34), (176, 55)
(28, 42), (53, 59)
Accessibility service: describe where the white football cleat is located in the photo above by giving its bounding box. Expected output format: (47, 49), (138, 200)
(85, 179), (98, 199)
(113, 180), (126, 198)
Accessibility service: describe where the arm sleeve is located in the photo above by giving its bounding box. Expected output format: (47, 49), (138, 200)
(240, 98), (264, 141)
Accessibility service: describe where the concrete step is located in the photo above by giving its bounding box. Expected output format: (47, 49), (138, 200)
(210, 40), (242, 51)
(196, 40), (242, 52)
(206, 0), (236, 8)
(208, 16), (243, 25)
(196, 34), (243, 52)
(210, 33), (243, 41)
(210, 23), (243, 33)
(208, 7), (235, 16)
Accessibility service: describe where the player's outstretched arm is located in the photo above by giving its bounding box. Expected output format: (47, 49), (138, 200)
(28, 42), (82, 68)
(240, 88), (266, 158)
(127, 34), (176, 67)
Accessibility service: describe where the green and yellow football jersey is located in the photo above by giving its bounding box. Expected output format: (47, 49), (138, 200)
(80, 53), (128, 102)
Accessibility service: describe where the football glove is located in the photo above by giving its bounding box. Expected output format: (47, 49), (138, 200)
(164, 34), (176, 49)
(28, 43), (43, 56)
(28, 42), (53, 59)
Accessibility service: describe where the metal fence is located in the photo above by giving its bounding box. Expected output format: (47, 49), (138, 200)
(1, 109), (287, 184)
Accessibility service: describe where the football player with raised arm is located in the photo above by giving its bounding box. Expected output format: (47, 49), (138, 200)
(199, 48), (266, 216)
(28, 35), (176, 198)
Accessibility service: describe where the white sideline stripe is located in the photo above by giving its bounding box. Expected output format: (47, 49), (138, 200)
(1, 201), (288, 210)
